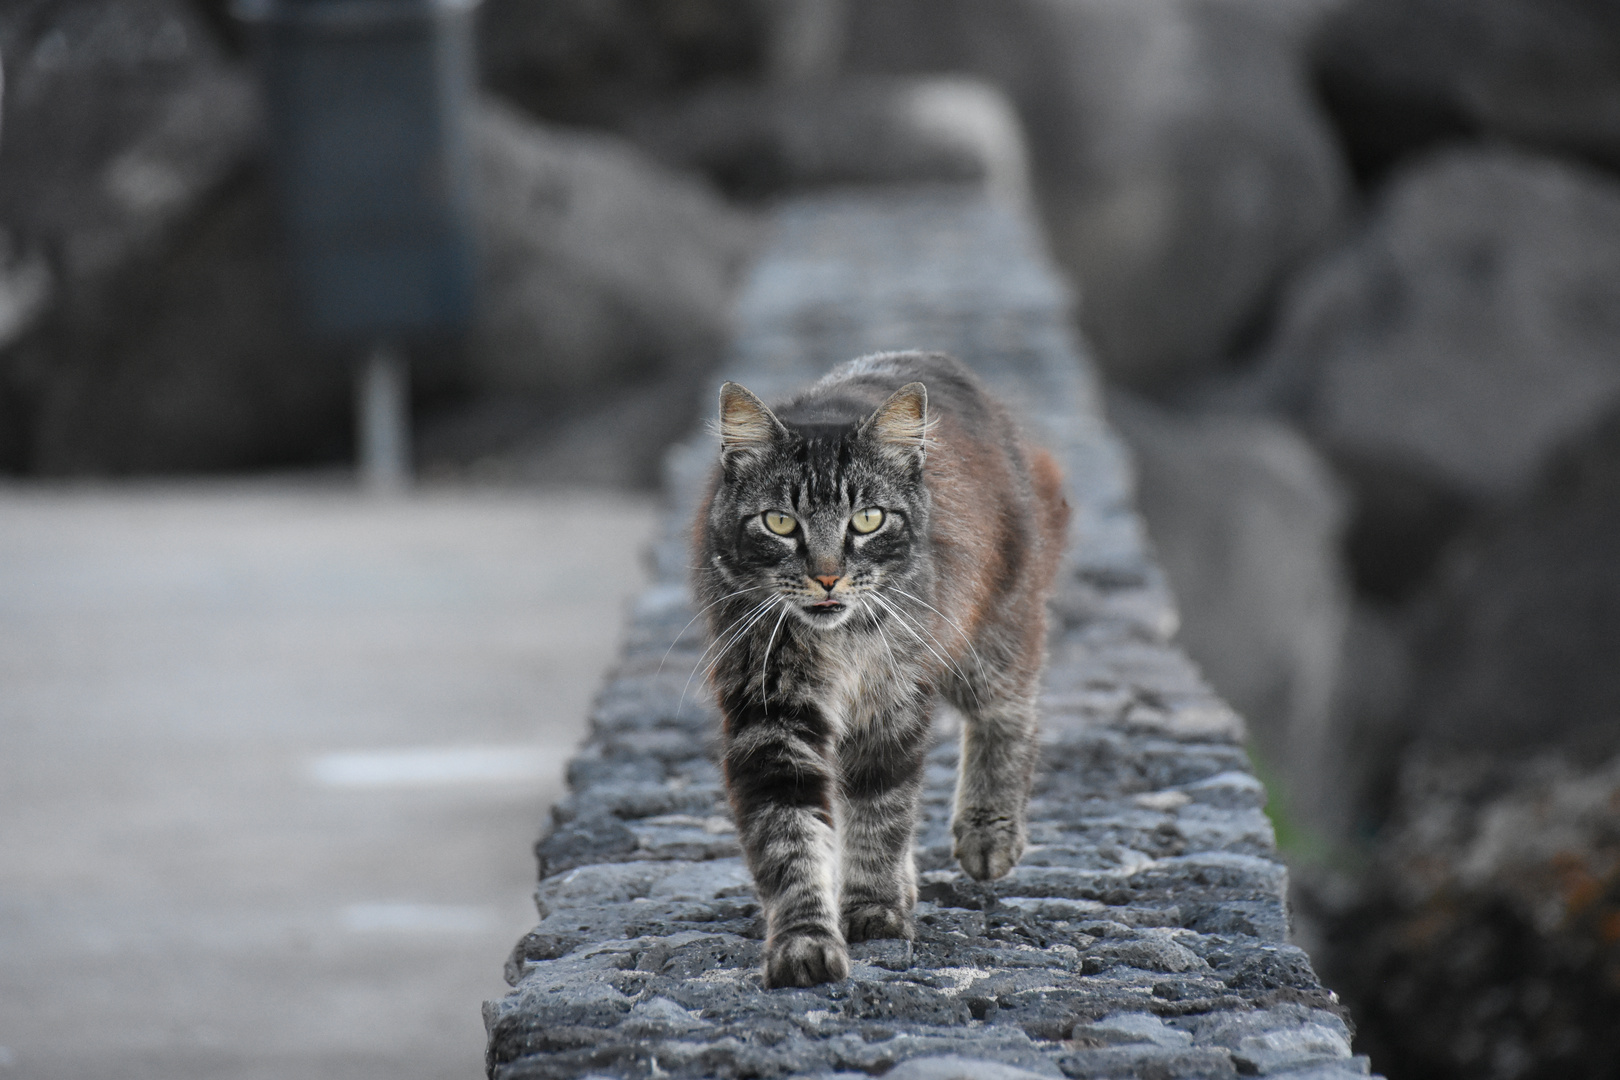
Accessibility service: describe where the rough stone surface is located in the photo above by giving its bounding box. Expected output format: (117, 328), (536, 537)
(1107, 393), (1351, 838)
(1249, 146), (1620, 598)
(843, 0), (1351, 391)
(485, 187), (1374, 1079)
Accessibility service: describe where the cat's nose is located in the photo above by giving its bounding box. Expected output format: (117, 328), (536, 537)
(813, 574), (841, 590)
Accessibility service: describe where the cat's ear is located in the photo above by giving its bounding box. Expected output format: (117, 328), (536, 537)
(718, 382), (785, 461)
(863, 382), (929, 467)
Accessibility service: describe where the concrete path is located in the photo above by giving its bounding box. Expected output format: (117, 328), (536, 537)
(0, 482), (658, 1080)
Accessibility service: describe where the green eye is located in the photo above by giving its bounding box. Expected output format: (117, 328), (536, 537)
(764, 511), (797, 535)
(850, 508), (884, 534)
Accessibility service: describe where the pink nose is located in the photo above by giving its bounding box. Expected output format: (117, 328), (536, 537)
(813, 575), (840, 589)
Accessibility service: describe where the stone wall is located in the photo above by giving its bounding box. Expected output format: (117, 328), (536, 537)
(483, 186), (1378, 1080)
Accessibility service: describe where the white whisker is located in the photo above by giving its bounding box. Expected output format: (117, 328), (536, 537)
(658, 583), (772, 675)
(679, 596), (778, 716)
(759, 602), (791, 713)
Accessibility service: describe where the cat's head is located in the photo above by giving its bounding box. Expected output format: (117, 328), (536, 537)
(704, 380), (931, 631)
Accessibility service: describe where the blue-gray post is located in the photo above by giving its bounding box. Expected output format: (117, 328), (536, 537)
(237, 0), (480, 489)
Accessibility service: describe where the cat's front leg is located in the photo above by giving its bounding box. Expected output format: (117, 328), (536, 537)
(837, 704), (929, 942)
(951, 697), (1040, 881)
(723, 699), (849, 988)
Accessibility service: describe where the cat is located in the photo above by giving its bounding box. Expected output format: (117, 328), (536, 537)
(693, 350), (1070, 988)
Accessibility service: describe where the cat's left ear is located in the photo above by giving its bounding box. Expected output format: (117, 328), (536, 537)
(718, 382), (787, 463)
(863, 382), (929, 467)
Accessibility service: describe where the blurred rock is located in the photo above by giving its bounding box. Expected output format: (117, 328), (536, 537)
(1325, 748), (1620, 1080)
(418, 372), (705, 491)
(1313, 0), (1620, 184)
(1403, 410), (1620, 760)
(19, 176), (352, 475)
(1251, 147), (1620, 599)
(1315, 408), (1620, 1078)
(1108, 392), (1351, 834)
(477, 0), (770, 128)
(630, 75), (1029, 206)
(845, 0), (1351, 391)
(471, 98), (756, 397)
(0, 0), (258, 303)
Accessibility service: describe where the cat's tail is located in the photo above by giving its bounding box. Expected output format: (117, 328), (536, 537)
(1028, 447), (1071, 557)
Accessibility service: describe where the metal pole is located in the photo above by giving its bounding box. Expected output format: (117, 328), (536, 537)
(358, 342), (410, 493)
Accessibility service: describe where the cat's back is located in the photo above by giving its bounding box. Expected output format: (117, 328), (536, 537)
(783, 351), (998, 431)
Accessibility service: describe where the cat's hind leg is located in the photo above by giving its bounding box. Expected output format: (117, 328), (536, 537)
(948, 684), (1040, 882)
(836, 698), (930, 941)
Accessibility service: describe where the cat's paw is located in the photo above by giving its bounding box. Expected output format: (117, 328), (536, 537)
(763, 929), (850, 989)
(952, 815), (1025, 881)
(842, 902), (916, 943)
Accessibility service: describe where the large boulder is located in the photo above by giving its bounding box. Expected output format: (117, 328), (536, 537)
(844, 0), (1351, 391)
(1403, 410), (1620, 760)
(1251, 147), (1620, 598)
(1313, 408), (1620, 1080)
(470, 98), (756, 398)
(1313, 0), (1620, 182)
(19, 177), (353, 475)
(1108, 392), (1352, 835)
(628, 75), (1030, 206)
(0, 0), (257, 314)
(4, 87), (754, 474)
(477, 0), (770, 127)
(0, 0), (269, 473)
(1326, 747), (1620, 1080)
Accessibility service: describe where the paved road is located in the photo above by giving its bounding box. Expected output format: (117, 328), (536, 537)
(0, 482), (659, 1080)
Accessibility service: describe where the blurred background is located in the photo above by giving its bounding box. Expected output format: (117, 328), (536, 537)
(2, 0), (1620, 1078)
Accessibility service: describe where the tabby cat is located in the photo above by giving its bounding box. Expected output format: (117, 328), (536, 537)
(694, 351), (1069, 988)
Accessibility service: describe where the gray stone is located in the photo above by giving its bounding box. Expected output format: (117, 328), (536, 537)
(485, 188), (1374, 1079)
(1107, 392), (1351, 838)
(1402, 410), (1620, 757)
(630, 76), (1030, 206)
(0, 0), (258, 294)
(477, 0), (771, 128)
(470, 98), (756, 397)
(844, 0), (1351, 390)
(1313, 0), (1620, 180)
(1323, 749), (1620, 1079)
(16, 176), (353, 475)
(1258, 146), (1620, 505)
(1251, 146), (1620, 601)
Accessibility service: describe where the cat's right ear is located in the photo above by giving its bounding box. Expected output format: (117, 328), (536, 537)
(718, 382), (785, 463)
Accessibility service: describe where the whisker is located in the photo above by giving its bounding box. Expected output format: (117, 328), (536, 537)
(758, 602), (791, 713)
(678, 596), (777, 716)
(863, 597), (901, 673)
(869, 591), (972, 690)
(884, 585), (991, 684)
(657, 583), (772, 675)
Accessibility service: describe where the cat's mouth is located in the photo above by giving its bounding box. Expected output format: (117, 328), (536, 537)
(804, 600), (845, 614)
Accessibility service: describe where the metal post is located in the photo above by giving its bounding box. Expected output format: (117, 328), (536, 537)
(358, 343), (410, 493)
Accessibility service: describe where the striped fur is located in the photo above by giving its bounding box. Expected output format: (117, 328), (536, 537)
(694, 352), (1069, 988)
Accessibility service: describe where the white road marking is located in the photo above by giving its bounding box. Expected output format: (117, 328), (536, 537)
(306, 745), (561, 789)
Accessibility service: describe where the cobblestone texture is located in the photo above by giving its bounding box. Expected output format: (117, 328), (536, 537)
(484, 186), (1378, 1080)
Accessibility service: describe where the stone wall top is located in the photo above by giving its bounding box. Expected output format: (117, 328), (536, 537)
(484, 185), (1378, 1080)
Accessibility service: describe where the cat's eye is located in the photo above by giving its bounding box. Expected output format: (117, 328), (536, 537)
(763, 511), (797, 535)
(850, 508), (885, 534)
